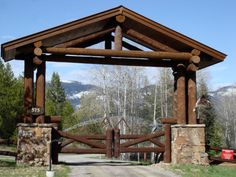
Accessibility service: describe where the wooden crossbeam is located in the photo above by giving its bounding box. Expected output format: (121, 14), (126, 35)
(45, 47), (192, 60)
(42, 55), (176, 67)
(55, 28), (115, 48)
(110, 36), (142, 51)
(160, 118), (177, 124)
(60, 139), (74, 148)
(120, 131), (165, 147)
(120, 134), (144, 139)
(61, 148), (106, 154)
(149, 139), (165, 147)
(120, 147), (164, 153)
(126, 29), (178, 52)
(57, 130), (106, 149)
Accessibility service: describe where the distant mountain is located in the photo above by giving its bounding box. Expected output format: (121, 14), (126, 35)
(209, 85), (236, 97)
(57, 81), (236, 110)
(60, 81), (96, 109)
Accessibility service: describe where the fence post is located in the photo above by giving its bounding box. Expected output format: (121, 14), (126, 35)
(106, 129), (113, 158)
(164, 124), (171, 163)
(114, 128), (120, 158)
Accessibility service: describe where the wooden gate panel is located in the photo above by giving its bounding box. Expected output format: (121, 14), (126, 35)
(57, 130), (106, 149)
(120, 131), (165, 148)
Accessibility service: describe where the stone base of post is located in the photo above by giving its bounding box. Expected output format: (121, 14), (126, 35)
(171, 124), (208, 165)
(16, 123), (54, 166)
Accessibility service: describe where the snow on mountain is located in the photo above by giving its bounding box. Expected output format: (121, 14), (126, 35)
(60, 81), (96, 109)
(209, 85), (236, 97)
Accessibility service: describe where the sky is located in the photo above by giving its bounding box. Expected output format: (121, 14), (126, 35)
(0, 0), (236, 90)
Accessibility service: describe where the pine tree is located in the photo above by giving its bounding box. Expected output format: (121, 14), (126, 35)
(0, 60), (23, 139)
(197, 72), (222, 147)
(46, 72), (66, 115)
(45, 72), (74, 129)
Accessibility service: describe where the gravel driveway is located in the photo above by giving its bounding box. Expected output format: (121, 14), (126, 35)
(59, 154), (180, 177)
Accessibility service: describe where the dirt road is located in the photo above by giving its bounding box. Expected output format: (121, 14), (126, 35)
(59, 154), (180, 177)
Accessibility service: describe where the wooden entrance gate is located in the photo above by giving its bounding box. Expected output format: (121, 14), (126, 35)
(55, 124), (171, 163)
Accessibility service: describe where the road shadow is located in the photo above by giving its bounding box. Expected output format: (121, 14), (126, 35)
(58, 160), (144, 166)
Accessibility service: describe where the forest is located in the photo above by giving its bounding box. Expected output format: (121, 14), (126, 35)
(0, 59), (236, 149)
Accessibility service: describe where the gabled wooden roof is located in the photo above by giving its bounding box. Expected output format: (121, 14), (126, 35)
(1, 6), (226, 68)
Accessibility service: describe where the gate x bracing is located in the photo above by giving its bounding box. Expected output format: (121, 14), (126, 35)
(53, 124), (171, 163)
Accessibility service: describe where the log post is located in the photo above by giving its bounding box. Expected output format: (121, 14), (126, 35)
(35, 61), (46, 123)
(24, 58), (34, 123)
(114, 25), (122, 50)
(164, 124), (171, 163)
(114, 129), (120, 158)
(188, 71), (197, 124)
(172, 67), (178, 119)
(176, 64), (187, 124)
(106, 129), (113, 158)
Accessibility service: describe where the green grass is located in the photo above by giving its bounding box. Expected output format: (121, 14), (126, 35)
(169, 164), (236, 177)
(0, 145), (16, 152)
(0, 156), (70, 177)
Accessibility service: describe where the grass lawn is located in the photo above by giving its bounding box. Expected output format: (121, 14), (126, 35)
(0, 156), (70, 177)
(169, 164), (236, 177)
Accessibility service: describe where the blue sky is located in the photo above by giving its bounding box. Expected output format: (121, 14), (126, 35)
(0, 0), (236, 90)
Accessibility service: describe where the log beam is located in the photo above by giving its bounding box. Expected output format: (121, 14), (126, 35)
(120, 131), (165, 147)
(188, 71), (197, 124)
(126, 29), (178, 52)
(24, 58), (34, 123)
(61, 148), (106, 154)
(45, 47), (193, 60)
(55, 28), (115, 48)
(106, 129), (113, 158)
(57, 130), (106, 149)
(172, 67), (178, 119)
(120, 147), (164, 153)
(164, 124), (171, 163)
(35, 61), (46, 123)
(114, 25), (122, 50)
(160, 118), (177, 124)
(42, 55), (177, 67)
(114, 129), (120, 158)
(176, 64), (187, 124)
(111, 36), (142, 51)
(116, 15), (126, 23)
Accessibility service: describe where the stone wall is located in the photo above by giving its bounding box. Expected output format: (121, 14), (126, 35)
(17, 123), (53, 166)
(171, 124), (208, 165)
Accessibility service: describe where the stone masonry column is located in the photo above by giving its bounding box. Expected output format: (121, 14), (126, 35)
(171, 124), (208, 165)
(17, 123), (54, 166)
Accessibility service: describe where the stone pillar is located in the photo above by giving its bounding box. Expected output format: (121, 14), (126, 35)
(171, 124), (208, 165)
(17, 123), (54, 166)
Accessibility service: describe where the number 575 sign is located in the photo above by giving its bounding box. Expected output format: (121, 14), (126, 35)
(29, 107), (44, 115)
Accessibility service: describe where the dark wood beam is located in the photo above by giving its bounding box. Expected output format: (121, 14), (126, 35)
(188, 71), (197, 124)
(110, 36), (142, 51)
(126, 29), (178, 52)
(176, 64), (187, 124)
(41, 55), (178, 67)
(120, 131), (165, 147)
(45, 47), (192, 60)
(61, 148), (106, 154)
(57, 130), (106, 149)
(35, 61), (46, 123)
(24, 58), (34, 123)
(160, 118), (177, 124)
(164, 124), (171, 163)
(120, 147), (164, 153)
(55, 28), (115, 48)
